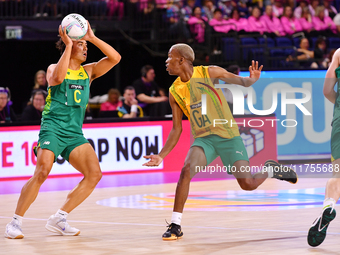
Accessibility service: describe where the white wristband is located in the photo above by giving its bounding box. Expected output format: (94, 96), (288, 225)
(131, 104), (138, 113)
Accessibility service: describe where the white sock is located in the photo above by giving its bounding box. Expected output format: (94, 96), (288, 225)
(13, 214), (23, 225)
(262, 167), (274, 178)
(171, 212), (182, 226)
(323, 198), (336, 212)
(55, 209), (68, 219)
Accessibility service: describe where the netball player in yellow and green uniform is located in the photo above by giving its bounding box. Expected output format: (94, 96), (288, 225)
(143, 44), (298, 240)
(5, 22), (121, 239)
(308, 49), (340, 247)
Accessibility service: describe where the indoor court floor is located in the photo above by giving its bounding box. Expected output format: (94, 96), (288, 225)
(1, 170), (340, 255)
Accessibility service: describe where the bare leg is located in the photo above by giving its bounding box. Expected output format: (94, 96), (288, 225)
(325, 159), (340, 202)
(15, 149), (54, 216)
(173, 146), (207, 213)
(60, 143), (102, 213)
(232, 160), (268, 191)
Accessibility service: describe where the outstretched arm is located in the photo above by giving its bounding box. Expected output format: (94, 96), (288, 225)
(47, 26), (73, 86)
(323, 49), (340, 104)
(208, 60), (263, 87)
(83, 22), (121, 82)
(143, 93), (183, 166)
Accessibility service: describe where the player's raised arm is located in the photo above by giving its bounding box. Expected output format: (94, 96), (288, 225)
(47, 26), (73, 86)
(143, 93), (183, 166)
(83, 21), (121, 82)
(208, 60), (263, 87)
(323, 49), (340, 104)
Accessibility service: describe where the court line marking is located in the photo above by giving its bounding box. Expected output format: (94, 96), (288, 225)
(1, 216), (340, 235)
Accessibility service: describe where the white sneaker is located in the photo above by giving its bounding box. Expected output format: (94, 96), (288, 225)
(45, 215), (80, 236)
(4, 220), (24, 239)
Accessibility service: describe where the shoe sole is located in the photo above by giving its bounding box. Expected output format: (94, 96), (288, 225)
(265, 159), (298, 184)
(308, 208), (336, 247)
(4, 234), (24, 239)
(162, 235), (183, 241)
(45, 224), (80, 236)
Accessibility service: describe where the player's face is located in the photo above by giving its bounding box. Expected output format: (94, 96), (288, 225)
(166, 48), (181, 75)
(72, 40), (87, 62)
(32, 94), (45, 111)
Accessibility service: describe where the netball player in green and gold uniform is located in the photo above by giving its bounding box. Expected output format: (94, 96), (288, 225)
(308, 49), (340, 247)
(5, 22), (121, 239)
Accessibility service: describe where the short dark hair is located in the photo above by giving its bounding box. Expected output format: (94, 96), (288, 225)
(141, 65), (154, 77)
(315, 36), (326, 48)
(56, 38), (66, 55)
(214, 8), (223, 15)
(124, 86), (135, 93)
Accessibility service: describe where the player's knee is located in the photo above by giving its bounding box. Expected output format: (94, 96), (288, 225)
(35, 168), (50, 184)
(88, 169), (102, 184)
(179, 164), (191, 180)
(239, 179), (256, 191)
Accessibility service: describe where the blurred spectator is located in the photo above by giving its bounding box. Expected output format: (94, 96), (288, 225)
(100, 88), (123, 111)
(272, 0), (284, 18)
(188, 6), (208, 43)
(229, 8), (249, 32)
(107, 0), (124, 19)
(294, 0), (313, 19)
(167, 0), (190, 40)
(0, 87), (16, 123)
(333, 13), (340, 33)
(182, 0), (196, 21)
(248, 6), (267, 34)
(132, 65), (168, 116)
(299, 7), (314, 34)
(237, 0), (250, 17)
(312, 6), (337, 34)
(33, 70), (47, 91)
(322, 49), (336, 68)
(21, 90), (46, 122)
(260, 5), (285, 36)
(202, 0), (216, 20)
(209, 8), (232, 33)
(117, 86), (143, 118)
(324, 0), (337, 19)
(312, 36), (327, 68)
(286, 38), (314, 67)
(326, 5), (337, 21)
(218, 0), (236, 19)
(281, 5), (303, 35)
(310, 0), (319, 16)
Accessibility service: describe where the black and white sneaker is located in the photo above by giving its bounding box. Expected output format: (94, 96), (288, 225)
(264, 159), (298, 184)
(162, 222), (183, 241)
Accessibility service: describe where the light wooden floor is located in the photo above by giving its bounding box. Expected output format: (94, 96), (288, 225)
(1, 178), (340, 255)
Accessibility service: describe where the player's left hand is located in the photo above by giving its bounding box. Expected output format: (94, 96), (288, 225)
(249, 60), (263, 81)
(82, 21), (95, 41)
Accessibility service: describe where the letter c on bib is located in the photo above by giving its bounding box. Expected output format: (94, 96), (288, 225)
(74, 90), (81, 103)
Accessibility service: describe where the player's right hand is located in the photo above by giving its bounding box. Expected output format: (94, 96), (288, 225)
(143, 154), (163, 167)
(59, 25), (72, 47)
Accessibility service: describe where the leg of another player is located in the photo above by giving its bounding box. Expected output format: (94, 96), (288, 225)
(45, 143), (102, 236)
(307, 159), (340, 247)
(162, 146), (207, 240)
(232, 160), (268, 191)
(5, 148), (54, 239)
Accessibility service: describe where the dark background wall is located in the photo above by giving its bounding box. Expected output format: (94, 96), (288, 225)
(0, 39), (177, 115)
